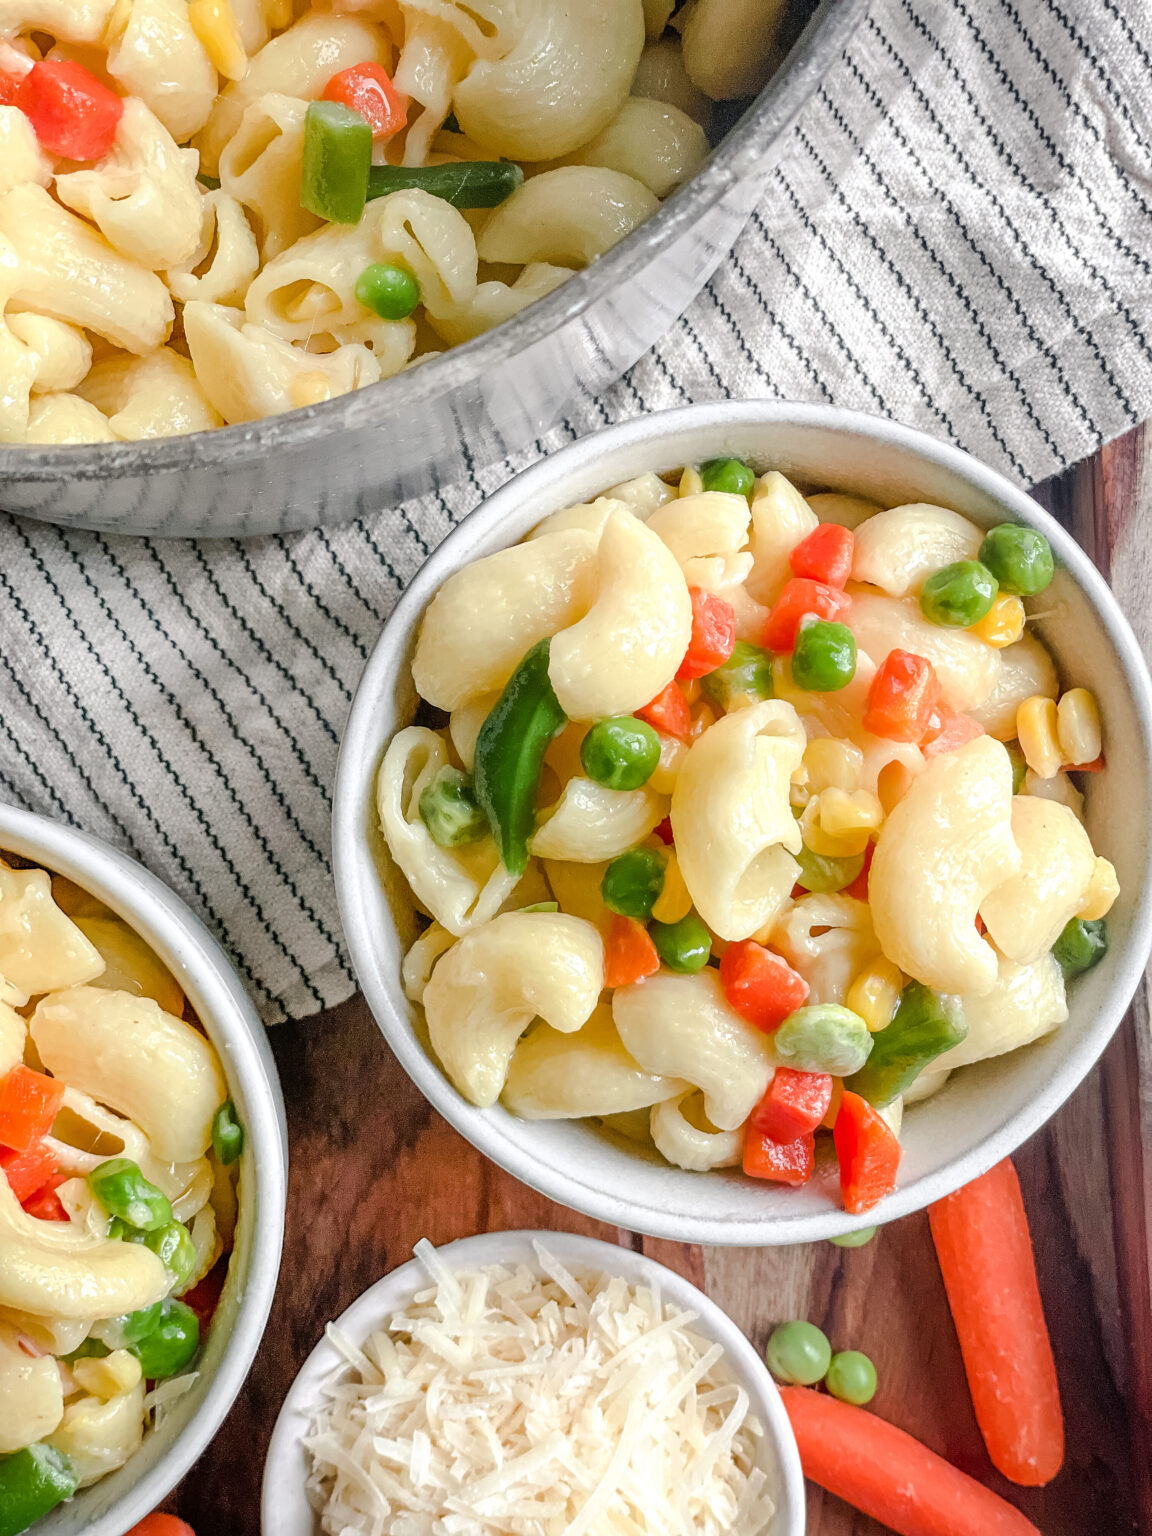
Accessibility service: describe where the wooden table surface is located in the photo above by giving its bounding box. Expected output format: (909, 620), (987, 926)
(167, 426), (1152, 1536)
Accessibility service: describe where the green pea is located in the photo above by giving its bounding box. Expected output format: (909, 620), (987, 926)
(1005, 739), (1028, 794)
(791, 620), (857, 692)
(1052, 916), (1108, 980)
(580, 717), (661, 791)
(0, 1445), (78, 1536)
(650, 913), (711, 973)
(88, 1158), (173, 1232)
(978, 523), (1054, 596)
(418, 767), (488, 848)
(830, 1226), (877, 1248)
(700, 641), (774, 712)
(95, 1303), (165, 1350)
(795, 844), (865, 894)
(130, 1299), (200, 1381)
(699, 457), (755, 498)
(765, 1320), (832, 1386)
(601, 848), (666, 921)
(212, 1099), (244, 1166)
(355, 261), (421, 320)
(825, 1349), (878, 1405)
(774, 1004), (873, 1076)
(61, 1336), (110, 1364)
(919, 560), (998, 627)
(124, 1221), (198, 1290)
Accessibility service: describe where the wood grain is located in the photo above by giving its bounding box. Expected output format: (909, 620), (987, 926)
(168, 429), (1151, 1536)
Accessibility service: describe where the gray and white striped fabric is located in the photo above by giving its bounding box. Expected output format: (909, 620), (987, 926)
(2, 0), (1149, 1022)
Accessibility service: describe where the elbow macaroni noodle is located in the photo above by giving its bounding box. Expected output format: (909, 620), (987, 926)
(0, 0), (784, 447)
(376, 456), (1119, 1205)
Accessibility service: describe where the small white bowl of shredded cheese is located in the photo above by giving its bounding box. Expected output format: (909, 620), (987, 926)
(261, 1230), (804, 1536)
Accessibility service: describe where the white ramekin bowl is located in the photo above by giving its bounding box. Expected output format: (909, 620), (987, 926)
(261, 1229), (805, 1536)
(0, 802), (287, 1536)
(333, 401), (1152, 1245)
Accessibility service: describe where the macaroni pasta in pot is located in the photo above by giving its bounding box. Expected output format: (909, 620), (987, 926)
(376, 457), (1118, 1215)
(0, 0), (789, 444)
(0, 857), (244, 1530)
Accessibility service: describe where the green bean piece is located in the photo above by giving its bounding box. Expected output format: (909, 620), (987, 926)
(765, 1320), (832, 1386)
(580, 717), (661, 791)
(791, 620), (857, 692)
(473, 640), (567, 876)
(826, 1349), (878, 1405)
(601, 848), (666, 922)
(519, 901), (559, 913)
(650, 913), (712, 973)
(700, 641), (774, 712)
(129, 1299), (200, 1381)
(88, 1158), (173, 1232)
(699, 457), (756, 498)
(846, 981), (968, 1107)
(300, 100), (372, 224)
(418, 767), (488, 848)
(0, 1445), (78, 1536)
(919, 560), (998, 627)
(773, 1004), (873, 1076)
(212, 1099), (245, 1165)
(978, 523), (1054, 596)
(794, 844), (866, 894)
(1005, 739), (1028, 794)
(1052, 916), (1108, 980)
(356, 261), (421, 320)
(366, 159), (524, 209)
(830, 1226), (877, 1249)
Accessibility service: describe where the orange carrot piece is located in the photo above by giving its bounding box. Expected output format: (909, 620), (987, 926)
(604, 915), (659, 989)
(780, 1386), (1043, 1536)
(928, 1158), (1064, 1487)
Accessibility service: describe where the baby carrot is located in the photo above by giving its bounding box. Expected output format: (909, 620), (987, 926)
(780, 1386), (1043, 1536)
(928, 1158), (1064, 1487)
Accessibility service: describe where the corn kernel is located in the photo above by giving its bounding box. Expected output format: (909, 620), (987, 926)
(846, 957), (903, 1032)
(289, 370), (333, 410)
(1016, 694), (1062, 779)
(189, 0), (248, 80)
(971, 592), (1025, 647)
(1057, 687), (1102, 767)
(821, 1077), (844, 1129)
(652, 852), (692, 924)
(818, 786), (883, 838)
(1078, 856), (1119, 921)
(800, 796), (870, 857)
(690, 701), (717, 740)
(264, 0), (293, 24)
(72, 1349), (142, 1401)
(647, 732), (687, 794)
(679, 466), (703, 497)
(876, 758), (916, 815)
(802, 736), (864, 795)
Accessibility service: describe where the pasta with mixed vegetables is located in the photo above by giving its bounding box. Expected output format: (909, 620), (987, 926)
(376, 455), (1118, 1216)
(0, 858), (244, 1531)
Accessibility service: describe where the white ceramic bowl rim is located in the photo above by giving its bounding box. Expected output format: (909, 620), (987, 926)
(260, 1229), (805, 1536)
(334, 400), (1152, 1246)
(0, 801), (288, 1536)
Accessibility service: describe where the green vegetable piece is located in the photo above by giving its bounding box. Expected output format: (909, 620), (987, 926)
(366, 159), (523, 209)
(355, 261), (421, 320)
(846, 981), (967, 1108)
(1052, 916), (1108, 980)
(519, 901), (559, 913)
(126, 1221), (198, 1290)
(774, 1004), (873, 1076)
(418, 767), (488, 849)
(699, 457), (755, 498)
(88, 1158), (173, 1232)
(300, 100), (371, 224)
(765, 1320), (832, 1386)
(601, 847), (666, 921)
(196, 172), (221, 191)
(794, 844), (866, 894)
(978, 523), (1054, 596)
(1005, 739), (1028, 794)
(825, 1349), (878, 1405)
(129, 1299), (200, 1381)
(580, 717), (661, 791)
(61, 1337), (110, 1364)
(0, 1445), (78, 1536)
(650, 913), (711, 973)
(919, 560), (998, 627)
(211, 1099), (245, 1166)
(99, 1303), (165, 1349)
(791, 620), (857, 692)
(473, 639), (567, 876)
(700, 641), (774, 711)
(830, 1226), (877, 1249)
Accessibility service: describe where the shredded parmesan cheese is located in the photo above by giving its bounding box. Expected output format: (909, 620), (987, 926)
(303, 1240), (775, 1536)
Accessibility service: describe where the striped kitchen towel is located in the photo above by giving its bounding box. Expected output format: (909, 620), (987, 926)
(1, 0), (1150, 1021)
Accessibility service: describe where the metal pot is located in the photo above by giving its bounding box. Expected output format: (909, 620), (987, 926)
(0, 0), (865, 539)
